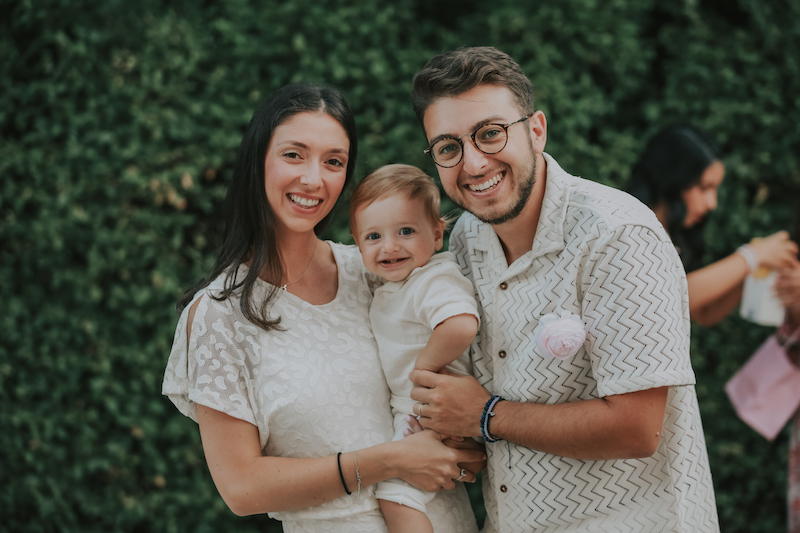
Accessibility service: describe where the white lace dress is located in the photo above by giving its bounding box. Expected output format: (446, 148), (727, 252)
(162, 242), (477, 533)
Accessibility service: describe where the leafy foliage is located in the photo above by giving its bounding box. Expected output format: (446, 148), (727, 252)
(3, 0), (798, 531)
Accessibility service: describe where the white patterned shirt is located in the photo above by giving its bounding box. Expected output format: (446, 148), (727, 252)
(162, 243), (476, 533)
(450, 154), (720, 533)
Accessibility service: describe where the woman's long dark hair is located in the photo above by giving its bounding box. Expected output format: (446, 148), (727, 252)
(627, 124), (721, 269)
(177, 83), (358, 331)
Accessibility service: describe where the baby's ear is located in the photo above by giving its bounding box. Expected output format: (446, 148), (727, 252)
(434, 219), (445, 250)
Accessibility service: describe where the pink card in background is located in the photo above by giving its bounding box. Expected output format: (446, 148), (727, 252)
(725, 335), (800, 441)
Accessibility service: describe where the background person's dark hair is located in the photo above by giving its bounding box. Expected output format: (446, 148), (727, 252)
(176, 82), (358, 331)
(627, 124), (721, 269)
(411, 46), (534, 129)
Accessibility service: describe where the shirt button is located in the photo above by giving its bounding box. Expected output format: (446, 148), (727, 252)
(500, 485), (508, 493)
(499, 282), (508, 290)
(498, 350), (506, 358)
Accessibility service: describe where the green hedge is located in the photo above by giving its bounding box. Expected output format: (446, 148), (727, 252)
(3, 1), (798, 531)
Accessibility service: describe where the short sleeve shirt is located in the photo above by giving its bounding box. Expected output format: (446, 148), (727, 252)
(371, 252), (479, 420)
(449, 154), (720, 533)
(162, 243), (477, 532)
(370, 252), (480, 527)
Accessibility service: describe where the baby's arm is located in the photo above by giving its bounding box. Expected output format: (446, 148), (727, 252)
(379, 500), (434, 533)
(415, 313), (479, 373)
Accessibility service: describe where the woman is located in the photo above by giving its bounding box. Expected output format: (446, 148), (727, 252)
(627, 125), (799, 326)
(777, 266), (800, 533)
(162, 83), (483, 532)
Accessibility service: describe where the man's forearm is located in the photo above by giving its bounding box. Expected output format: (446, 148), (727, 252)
(410, 370), (668, 461)
(487, 387), (668, 460)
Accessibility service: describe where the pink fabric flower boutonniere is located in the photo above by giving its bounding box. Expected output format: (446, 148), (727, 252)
(534, 310), (587, 360)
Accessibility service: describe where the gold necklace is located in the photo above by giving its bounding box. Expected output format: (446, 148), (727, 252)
(280, 240), (318, 291)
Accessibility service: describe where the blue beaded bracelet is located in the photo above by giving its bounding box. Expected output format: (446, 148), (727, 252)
(480, 395), (504, 442)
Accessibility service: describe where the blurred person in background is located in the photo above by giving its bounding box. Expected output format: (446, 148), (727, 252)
(627, 124), (799, 326)
(631, 125), (800, 531)
(777, 266), (800, 533)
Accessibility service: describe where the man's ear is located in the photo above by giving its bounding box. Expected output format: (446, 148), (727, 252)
(529, 110), (547, 154)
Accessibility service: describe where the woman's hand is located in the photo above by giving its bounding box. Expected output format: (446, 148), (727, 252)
(444, 436), (487, 478)
(404, 415), (481, 477)
(389, 429), (484, 491)
(751, 231), (800, 271)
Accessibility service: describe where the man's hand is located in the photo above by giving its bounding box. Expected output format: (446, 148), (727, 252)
(409, 369), (491, 437)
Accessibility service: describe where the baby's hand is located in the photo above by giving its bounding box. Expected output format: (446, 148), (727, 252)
(403, 415), (464, 442)
(403, 414), (424, 437)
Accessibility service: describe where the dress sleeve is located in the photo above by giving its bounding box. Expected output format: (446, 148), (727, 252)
(161, 292), (260, 429)
(581, 224), (696, 397)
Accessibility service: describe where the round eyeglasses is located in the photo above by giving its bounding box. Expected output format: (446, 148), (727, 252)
(423, 114), (532, 168)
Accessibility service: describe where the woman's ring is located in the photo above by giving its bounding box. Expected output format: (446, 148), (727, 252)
(456, 468), (467, 481)
(418, 403), (426, 418)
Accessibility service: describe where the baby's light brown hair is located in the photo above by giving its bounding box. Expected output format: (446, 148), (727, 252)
(349, 164), (447, 235)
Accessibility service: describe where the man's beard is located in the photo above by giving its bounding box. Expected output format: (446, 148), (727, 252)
(455, 151), (537, 226)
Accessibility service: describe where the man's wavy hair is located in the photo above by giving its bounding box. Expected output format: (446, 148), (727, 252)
(412, 46), (534, 129)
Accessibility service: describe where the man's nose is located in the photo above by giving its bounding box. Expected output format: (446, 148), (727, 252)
(707, 190), (718, 211)
(461, 139), (491, 175)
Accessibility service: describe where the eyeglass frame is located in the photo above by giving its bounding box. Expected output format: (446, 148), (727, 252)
(423, 114), (533, 168)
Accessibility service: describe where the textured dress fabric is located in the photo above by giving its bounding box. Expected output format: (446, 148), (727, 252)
(450, 154), (720, 533)
(162, 243), (477, 532)
(371, 252), (479, 524)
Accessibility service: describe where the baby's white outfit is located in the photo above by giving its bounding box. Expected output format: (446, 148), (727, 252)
(371, 252), (479, 516)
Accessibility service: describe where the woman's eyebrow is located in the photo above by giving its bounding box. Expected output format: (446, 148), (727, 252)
(277, 141), (348, 154)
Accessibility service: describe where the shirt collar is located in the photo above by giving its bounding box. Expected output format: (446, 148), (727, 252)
(472, 152), (570, 266)
(375, 251), (455, 294)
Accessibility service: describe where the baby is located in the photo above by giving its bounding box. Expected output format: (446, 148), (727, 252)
(350, 164), (480, 533)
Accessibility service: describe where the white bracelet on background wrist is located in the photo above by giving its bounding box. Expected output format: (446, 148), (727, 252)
(736, 244), (759, 274)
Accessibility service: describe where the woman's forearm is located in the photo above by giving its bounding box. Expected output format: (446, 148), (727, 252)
(685, 252), (748, 319)
(198, 404), (361, 515)
(686, 232), (799, 325)
(691, 281), (743, 327)
(196, 404), (484, 516)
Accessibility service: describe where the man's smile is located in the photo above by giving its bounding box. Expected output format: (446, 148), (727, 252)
(467, 172), (504, 192)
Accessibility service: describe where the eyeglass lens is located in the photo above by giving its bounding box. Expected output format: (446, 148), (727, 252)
(431, 124), (509, 166)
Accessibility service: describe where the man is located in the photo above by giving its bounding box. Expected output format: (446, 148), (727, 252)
(408, 47), (720, 533)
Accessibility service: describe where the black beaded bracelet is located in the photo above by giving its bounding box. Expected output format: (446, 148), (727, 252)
(480, 395), (504, 443)
(337, 452), (351, 495)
